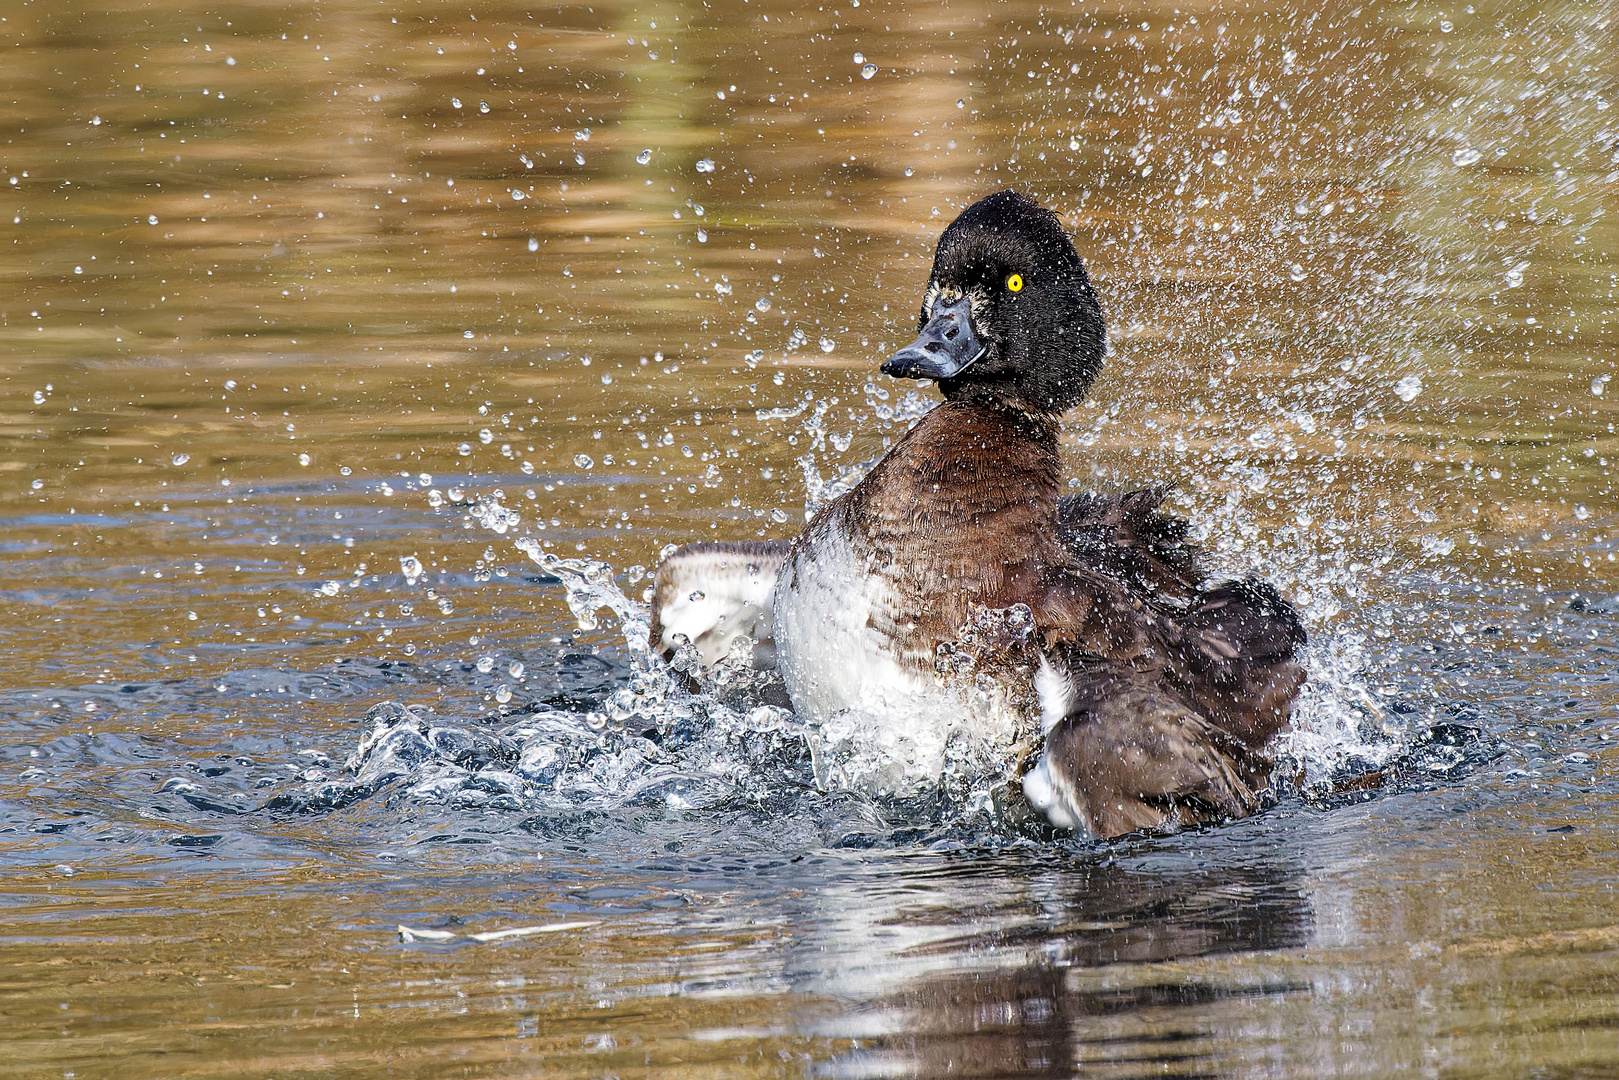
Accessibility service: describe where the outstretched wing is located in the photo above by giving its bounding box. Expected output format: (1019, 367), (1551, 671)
(1022, 655), (1270, 838)
(650, 540), (790, 668)
(1056, 485), (1203, 604)
(1026, 499), (1308, 838)
(1166, 577), (1308, 746)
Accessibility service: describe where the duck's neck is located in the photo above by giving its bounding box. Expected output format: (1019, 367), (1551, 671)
(853, 399), (1062, 537)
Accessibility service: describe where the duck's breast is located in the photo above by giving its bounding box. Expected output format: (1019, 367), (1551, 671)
(772, 502), (928, 722)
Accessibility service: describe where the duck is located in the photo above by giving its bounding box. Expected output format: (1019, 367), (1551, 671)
(649, 190), (1306, 838)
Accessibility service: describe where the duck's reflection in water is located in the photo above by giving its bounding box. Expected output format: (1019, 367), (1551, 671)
(800, 852), (1310, 1078)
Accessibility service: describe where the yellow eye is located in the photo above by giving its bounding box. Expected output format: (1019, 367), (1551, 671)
(1006, 273), (1024, 292)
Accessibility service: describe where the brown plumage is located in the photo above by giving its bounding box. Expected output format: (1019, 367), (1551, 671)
(651, 191), (1307, 838)
(830, 401), (1065, 672)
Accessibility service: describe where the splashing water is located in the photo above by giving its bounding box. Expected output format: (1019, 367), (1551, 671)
(282, 537), (819, 820)
(469, 492), (521, 535)
(291, 483), (1440, 840)
(513, 540), (649, 647)
(289, 366), (1470, 840)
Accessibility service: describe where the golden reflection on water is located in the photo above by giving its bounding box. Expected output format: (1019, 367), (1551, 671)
(0, 0), (1612, 602)
(2, 0), (1618, 1076)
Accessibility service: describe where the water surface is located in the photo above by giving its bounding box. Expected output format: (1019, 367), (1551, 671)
(3, 0), (1618, 1075)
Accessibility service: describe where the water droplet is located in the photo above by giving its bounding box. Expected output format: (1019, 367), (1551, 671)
(510, 188), (525, 200)
(1593, 374), (1610, 396)
(1504, 262), (1528, 288)
(574, 150), (585, 165)
(696, 227), (708, 242)
(457, 442), (472, 456)
(1439, 19), (1454, 31)
(771, 508), (789, 523)
(853, 52), (864, 63)
(574, 454), (594, 469)
(1289, 264), (1306, 281)
(32, 390), (45, 405)
(171, 453), (190, 466)
(1420, 534), (1456, 557)
(1395, 375), (1423, 402)
(819, 336), (836, 353)
(451, 97), (463, 109)
(147, 214), (159, 225)
(1451, 146), (1482, 166)
(956, 98), (965, 109)
(1575, 503), (1591, 520)
(695, 158), (716, 173)
(1296, 510), (1313, 527)
(904, 167), (914, 177)
(755, 297), (772, 312)
(574, 128), (590, 141)
(30, 478), (43, 490)
(476, 656), (495, 674)
(1211, 149), (1228, 166)
(508, 661), (525, 679)
(528, 237), (539, 252)
(478, 101), (490, 113)
(861, 63), (877, 79)
(636, 148), (652, 165)
(298, 453), (311, 466)
(494, 685), (513, 704)
(714, 280), (732, 295)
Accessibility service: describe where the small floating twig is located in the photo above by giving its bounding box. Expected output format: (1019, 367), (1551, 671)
(467, 921), (598, 943)
(397, 920), (598, 944)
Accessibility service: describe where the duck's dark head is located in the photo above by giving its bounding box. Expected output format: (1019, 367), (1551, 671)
(883, 190), (1105, 415)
